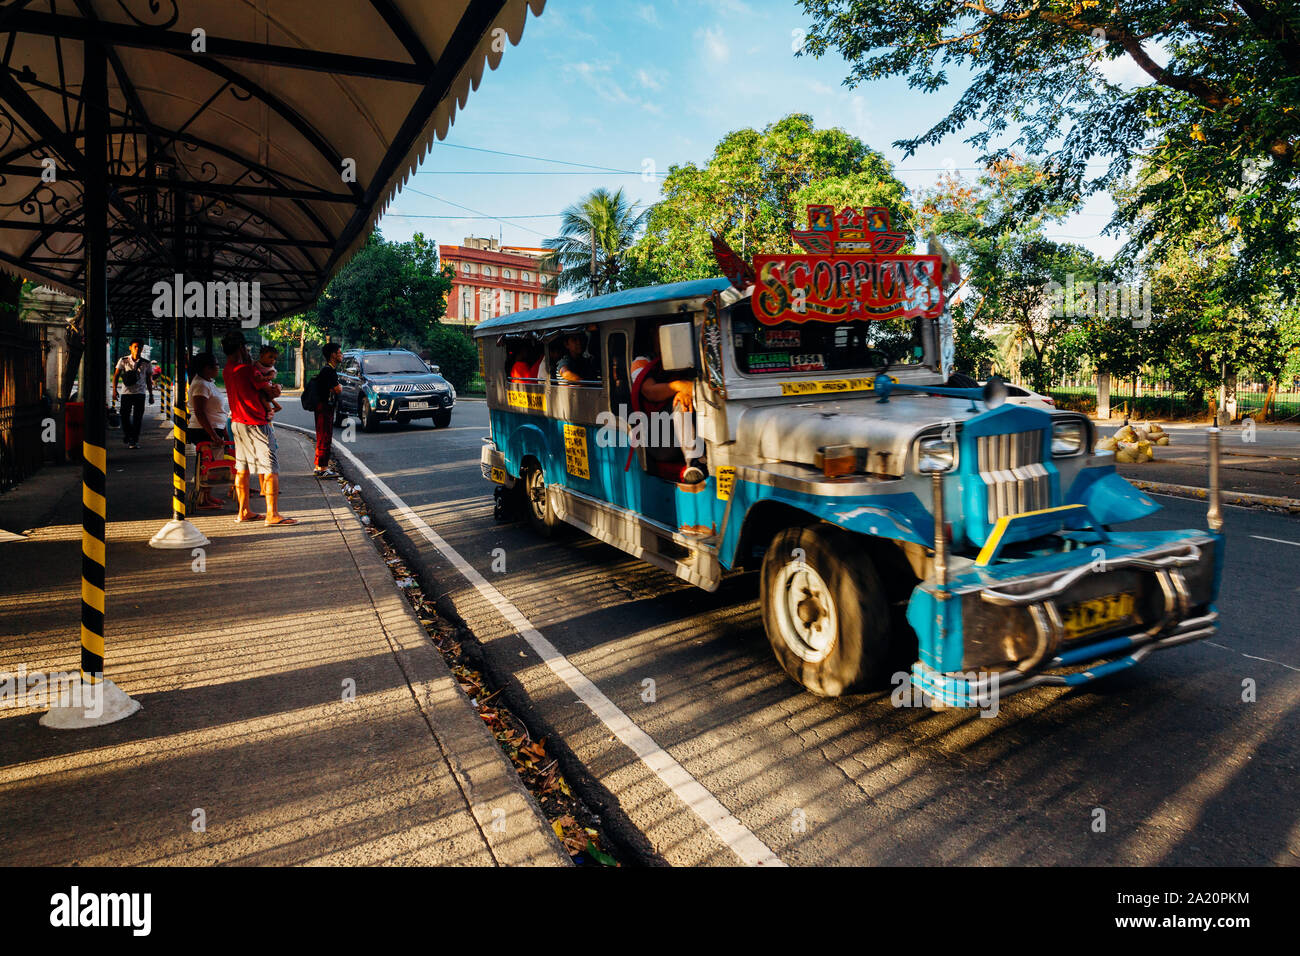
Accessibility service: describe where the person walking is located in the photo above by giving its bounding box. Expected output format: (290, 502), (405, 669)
(221, 331), (296, 526)
(111, 339), (154, 448)
(313, 343), (343, 478)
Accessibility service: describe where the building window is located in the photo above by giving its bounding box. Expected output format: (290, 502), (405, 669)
(460, 288), (473, 321)
(499, 290), (512, 315)
(522, 271), (531, 283)
(503, 268), (513, 281)
(521, 293), (532, 311)
(483, 265), (493, 278)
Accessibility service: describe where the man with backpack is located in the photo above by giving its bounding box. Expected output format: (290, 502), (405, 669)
(307, 342), (343, 478)
(111, 338), (154, 448)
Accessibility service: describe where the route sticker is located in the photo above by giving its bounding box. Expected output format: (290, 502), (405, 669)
(779, 375), (897, 397)
(507, 389), (545, 411)
(563, 423), (589, 479)
(716, 466), (736, 501)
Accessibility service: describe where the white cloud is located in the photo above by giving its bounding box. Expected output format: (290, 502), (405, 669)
(637, 68), (662, 91)
(697, 26), (730, 62)
(635, 5), (658, 26)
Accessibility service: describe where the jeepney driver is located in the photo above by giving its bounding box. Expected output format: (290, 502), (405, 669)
(631, 325), (705, 484)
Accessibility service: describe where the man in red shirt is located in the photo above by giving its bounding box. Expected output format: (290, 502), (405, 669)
(222, 333), (296, 525)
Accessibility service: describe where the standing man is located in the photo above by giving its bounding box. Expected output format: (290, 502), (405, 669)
(222, 332), (296, 526)
(313, 343), (343, 479)
(111, 338), (154, 449)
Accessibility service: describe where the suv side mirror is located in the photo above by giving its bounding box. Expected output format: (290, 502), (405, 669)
(427, 363), (440, 373)
(659, 322), (695, 371)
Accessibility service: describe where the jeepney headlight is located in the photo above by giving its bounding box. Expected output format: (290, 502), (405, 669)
(917, 437), (956, 473)
(1052, 420), (1085, 456)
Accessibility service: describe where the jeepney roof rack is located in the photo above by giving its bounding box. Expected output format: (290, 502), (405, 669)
(473, 277), (733, 339)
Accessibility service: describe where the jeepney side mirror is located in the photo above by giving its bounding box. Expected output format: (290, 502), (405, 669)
(659, 322), (696, 371)
(982, 378), (1007, 409)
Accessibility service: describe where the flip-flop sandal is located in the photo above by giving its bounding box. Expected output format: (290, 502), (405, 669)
(264, 517), (298, 526)
(198, 501), (224, 511)
(236, 513), (265, 522)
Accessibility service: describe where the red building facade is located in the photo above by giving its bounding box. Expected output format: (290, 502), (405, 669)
(440, 237), (559, 326)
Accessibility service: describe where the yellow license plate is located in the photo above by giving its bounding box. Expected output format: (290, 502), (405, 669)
(1062, 592), (1136, 639)
(489, 466), (505, 484)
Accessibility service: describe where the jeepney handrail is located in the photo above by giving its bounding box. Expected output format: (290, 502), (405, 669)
(978, 545), (1202, 607)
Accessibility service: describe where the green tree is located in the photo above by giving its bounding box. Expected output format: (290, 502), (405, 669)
(316, 230), (453, 348)
(541, 187), (648, 297)
(424, 324), (478, 392)
(797, 0), (1300, 297)
(627, 113), (913, 284)
(919, 160), (1098, 392)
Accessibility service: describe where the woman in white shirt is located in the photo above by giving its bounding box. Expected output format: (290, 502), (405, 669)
(187, 353), (230, 509)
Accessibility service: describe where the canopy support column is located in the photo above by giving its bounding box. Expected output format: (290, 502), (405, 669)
(42, 38), (141, 729)
(151, 188), (208, 550)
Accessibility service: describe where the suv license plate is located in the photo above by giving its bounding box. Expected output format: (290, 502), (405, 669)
(407, 401), (430, 410)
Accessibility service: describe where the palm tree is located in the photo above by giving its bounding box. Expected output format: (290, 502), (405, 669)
(542, 187), (648, 298)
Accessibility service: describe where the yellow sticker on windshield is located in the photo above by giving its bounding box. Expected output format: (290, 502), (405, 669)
(563, 424), (589, 480)
(779, 375), (897, 397)
(507, 389), (545, 411)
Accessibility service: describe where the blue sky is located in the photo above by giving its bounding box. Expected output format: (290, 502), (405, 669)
(381, 0), (1131, 262)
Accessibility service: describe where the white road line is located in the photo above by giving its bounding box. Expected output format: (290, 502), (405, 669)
(1251, 535), (1300, 548)
(279, 423), (783, 867)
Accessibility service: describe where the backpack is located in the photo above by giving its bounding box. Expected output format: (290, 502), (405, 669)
(121, 363), (139, 387)
(300, 374), (320, 412)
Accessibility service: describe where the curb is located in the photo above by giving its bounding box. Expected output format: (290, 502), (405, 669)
(278, 425), (570, 866)
(1127, 479), (1300, 514)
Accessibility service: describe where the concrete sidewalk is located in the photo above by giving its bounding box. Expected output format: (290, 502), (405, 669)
(0, 418), (567, 866)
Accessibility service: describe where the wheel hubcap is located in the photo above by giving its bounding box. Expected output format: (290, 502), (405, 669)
(527, 470), (546, 519)
(774, 560), (838, 663)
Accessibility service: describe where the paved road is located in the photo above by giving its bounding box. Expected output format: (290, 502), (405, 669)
(277, 401), (1300, 866)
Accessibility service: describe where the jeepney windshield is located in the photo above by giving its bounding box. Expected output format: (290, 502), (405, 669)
(729, 303), (923, 376)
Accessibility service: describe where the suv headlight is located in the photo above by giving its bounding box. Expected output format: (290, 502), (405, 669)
(1052, 420), (1085, 456)
(917, 437), (956, 473)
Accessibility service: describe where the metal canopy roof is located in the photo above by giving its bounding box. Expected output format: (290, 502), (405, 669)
(0, 0), (546, 335)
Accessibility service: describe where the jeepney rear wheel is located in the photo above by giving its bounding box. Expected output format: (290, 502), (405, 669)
(760, 524), (892, 697)
(522, 461), (560, 537)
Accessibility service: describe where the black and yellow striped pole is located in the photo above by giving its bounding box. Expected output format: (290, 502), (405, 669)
(42, 38), (140, 728)
(149, 187), (207, 551)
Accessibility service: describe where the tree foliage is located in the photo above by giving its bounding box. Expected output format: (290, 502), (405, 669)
(627, 113), (913, 284)
(315, 231), (453, 348)
(541, 187), (648, 297)
(798, 0), (1300, 297)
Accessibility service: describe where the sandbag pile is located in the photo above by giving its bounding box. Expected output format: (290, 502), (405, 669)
(1095, 422), (1170, 463)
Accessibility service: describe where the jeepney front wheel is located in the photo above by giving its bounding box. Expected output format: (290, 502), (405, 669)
(522, 461), (560, 537)
(761, 525), (892, 697)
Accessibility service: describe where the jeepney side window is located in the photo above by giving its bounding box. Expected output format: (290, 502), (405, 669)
(504, 337), (541, 382)
(607, 332), (629, 411)
(551, 328), (602, 385)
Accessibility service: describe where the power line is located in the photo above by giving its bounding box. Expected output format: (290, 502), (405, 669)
(417, 170), (666, 176)
(431, 141), (660, 176)
(398, 184), (551, 238)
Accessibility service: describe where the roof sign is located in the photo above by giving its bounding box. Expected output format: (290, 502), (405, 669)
(722, 205), (945, 325)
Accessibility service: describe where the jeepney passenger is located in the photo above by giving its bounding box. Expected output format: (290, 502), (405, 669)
(555, 332), (595, 384)
(631, 324), (705, 484)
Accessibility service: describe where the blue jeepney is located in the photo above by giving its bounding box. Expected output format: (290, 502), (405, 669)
(474, 215), (1223, 705)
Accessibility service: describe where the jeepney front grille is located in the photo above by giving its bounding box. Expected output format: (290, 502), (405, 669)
(977, 432), (1051, 522)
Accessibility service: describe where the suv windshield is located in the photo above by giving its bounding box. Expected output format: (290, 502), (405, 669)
(730, 304), (922, 376)
(362, 353), (428, 375)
